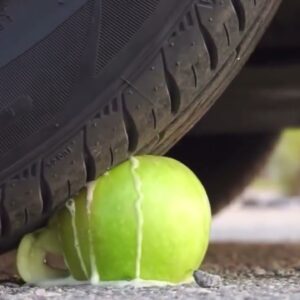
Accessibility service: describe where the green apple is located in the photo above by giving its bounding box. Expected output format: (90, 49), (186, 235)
(17, 155), (211, 284)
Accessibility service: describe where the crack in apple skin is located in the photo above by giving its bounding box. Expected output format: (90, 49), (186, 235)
(130, 156), (144, 280)
(65, 199), (88, 279)
(86, 181), (100, 285)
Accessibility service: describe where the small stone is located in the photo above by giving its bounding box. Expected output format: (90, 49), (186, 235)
(294, 266), (300, 272)
(275, 268), (295, 277)
(193, 270), (222, 288)
(35, 288), (46, 296)
(35, 288), (61, 297)
(3, 282), (20, 288)
(253, 267), (267, 276)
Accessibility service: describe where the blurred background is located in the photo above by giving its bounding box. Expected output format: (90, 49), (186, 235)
(211, 129), (300, 243)
(253, 130), (300, 197)
(169, 0), (300, 244)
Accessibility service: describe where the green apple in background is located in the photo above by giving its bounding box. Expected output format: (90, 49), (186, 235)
(17, 155), (211, 284)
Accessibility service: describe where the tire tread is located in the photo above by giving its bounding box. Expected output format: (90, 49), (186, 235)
(0, 0), (281, 251)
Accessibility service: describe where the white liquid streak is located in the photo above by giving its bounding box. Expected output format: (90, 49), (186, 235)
(130, 157), (144, 279)
(34, 277), (182, 288)
(86, 181), (100, 284)
(65, 199), (88, 278)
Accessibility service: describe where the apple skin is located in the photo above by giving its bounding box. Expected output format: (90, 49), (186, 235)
(54, 155), (211, 283)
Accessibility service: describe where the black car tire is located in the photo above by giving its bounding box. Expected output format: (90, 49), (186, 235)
(0, 0), (281, 251)
(192, 0), (300, 135)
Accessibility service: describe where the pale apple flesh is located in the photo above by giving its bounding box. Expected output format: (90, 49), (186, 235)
(16, 228), (68, 284)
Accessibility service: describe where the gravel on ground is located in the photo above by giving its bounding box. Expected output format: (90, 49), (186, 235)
(1, 190), (299, 299)
(0, 244), (299, 300)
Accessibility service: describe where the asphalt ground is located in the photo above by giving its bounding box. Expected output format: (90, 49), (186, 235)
(0, 190), (299, 299)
